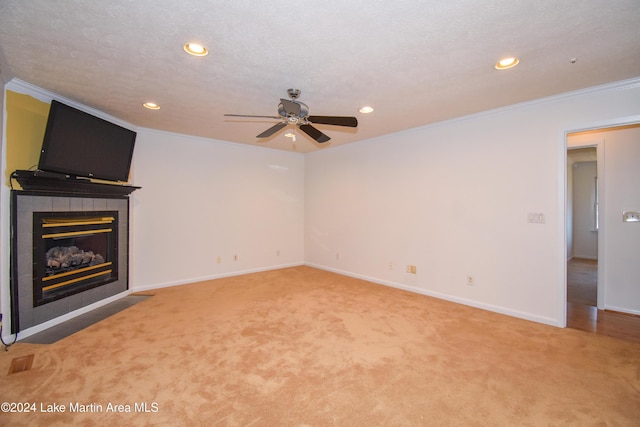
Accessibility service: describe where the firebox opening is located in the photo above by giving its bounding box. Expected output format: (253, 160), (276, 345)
(33, 211), (119, 307)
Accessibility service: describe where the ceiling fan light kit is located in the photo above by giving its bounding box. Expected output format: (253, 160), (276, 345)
(224, 89), (358, 144)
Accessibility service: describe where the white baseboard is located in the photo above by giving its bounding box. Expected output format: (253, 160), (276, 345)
(605, 305), (640, 317)
(5, 262), (306, 342)
(305, 263), (560, 327)
(9, 290), (131, 341)
(571, 255), (598, 260)
(131, 262), (305, 293)
(6, 261), (562, 343)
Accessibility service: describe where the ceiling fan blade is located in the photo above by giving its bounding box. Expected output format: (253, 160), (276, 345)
(224, 114), (282, 119)
(299, 124), (331, 143)
(307, 116), (358, 127)
(257, 122), (287, 138)
(280, 99), (301, 117)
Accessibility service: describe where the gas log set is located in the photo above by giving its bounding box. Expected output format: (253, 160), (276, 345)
(45, 246), (105, 274)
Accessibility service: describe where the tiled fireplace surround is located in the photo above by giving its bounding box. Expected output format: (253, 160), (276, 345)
(11, 191), (130, 334)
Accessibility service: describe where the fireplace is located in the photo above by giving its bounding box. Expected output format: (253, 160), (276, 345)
(33, 211), (119, 306)
(10, 190), (132, 334)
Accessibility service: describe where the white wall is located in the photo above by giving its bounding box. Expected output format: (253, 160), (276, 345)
(130, 129), (305, 290)
(305, 78), (640, 326)
(571, 161), (598, 259)
(566, 147), (598, 260)
(599, 127), (640, 313)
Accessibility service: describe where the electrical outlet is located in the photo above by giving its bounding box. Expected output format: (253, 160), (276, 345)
(216, 256), (222, 264)
(407, 265), (417, 274)
(389, 262), (393, 270)
(467, 275), (474, 286)
(233, 255), (238, 262)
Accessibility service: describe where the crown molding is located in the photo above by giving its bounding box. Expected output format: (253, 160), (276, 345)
(432, 76), (640, 131)
(5, 78), (134, 129)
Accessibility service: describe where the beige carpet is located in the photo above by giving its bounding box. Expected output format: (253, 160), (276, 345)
(1, 266), (639, 426)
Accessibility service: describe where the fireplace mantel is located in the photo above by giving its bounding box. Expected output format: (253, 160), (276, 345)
(12, 170), (140, 197)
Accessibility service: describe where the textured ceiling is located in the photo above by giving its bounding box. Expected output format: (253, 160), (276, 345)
(1, 0), (639, 153)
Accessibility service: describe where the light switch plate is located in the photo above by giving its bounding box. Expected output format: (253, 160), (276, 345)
(527, 212), (545, 223)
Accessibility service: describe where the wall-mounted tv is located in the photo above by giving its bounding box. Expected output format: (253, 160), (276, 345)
(38, 100), (137, 182)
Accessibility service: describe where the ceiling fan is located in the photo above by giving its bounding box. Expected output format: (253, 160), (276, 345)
(224, 89), (357, 143)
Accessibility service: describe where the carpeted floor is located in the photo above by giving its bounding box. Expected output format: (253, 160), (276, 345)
(1, 266), (639, 426)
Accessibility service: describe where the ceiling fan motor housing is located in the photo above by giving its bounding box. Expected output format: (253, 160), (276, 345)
(278, 100), (309, 120)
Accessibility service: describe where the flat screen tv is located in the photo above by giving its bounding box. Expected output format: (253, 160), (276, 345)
(38, 100), (137, 182)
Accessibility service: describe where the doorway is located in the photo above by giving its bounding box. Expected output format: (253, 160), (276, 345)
(564, 123), (640, 342)
(566, 146), (598, 329)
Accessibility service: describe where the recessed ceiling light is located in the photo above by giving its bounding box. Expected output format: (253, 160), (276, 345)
(143, 102), (160, 110)
(183, 42), (208, 56)
(359, 106), (374, 114)
(495, 57), (519, 70)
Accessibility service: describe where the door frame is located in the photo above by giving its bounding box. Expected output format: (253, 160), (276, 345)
(559, 114), (640, 327)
